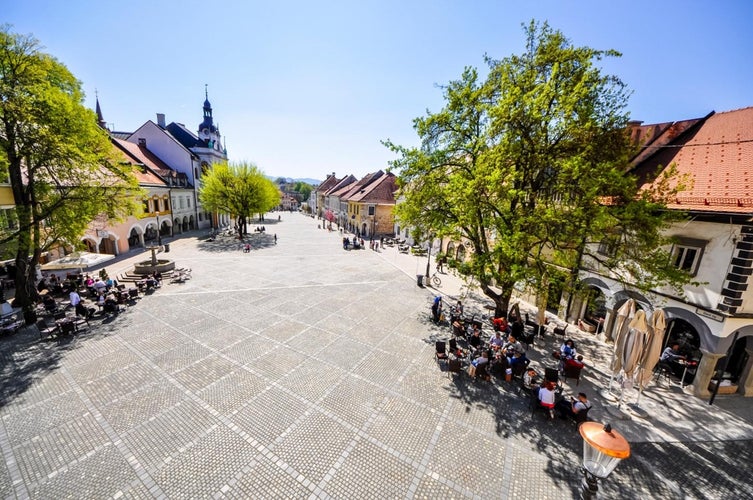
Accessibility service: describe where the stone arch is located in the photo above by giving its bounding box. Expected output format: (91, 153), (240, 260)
(98, 234), (119, 255)
(661, 306), (716, 353)
(446, 241), (456, 258)
(81, 236), (98, 253)
(456, 244), (466, 261)
(159, 218), (172, 238)
(173, 217), (182, 234)
(612, 289), (654, 314)
(127, 224), (145, 250)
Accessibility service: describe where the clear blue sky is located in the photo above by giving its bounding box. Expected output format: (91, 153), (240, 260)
(5, 0), (753, 182)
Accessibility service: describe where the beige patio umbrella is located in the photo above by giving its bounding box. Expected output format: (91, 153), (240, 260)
(610, 299), (636, 373)
(622, 309), (648, 379)
(608, 299), (635, 392)
(616, 309), (648, 408)
(635, 309), (667, 404)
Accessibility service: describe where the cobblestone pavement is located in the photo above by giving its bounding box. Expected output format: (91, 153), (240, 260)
(1, 214), (751, 499)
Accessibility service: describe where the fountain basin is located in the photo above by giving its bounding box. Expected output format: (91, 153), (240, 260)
(133, 259), (175, 275)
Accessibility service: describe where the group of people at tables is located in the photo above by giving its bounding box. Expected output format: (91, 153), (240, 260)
(450, 300), (533, 381)
(528, 339), (592, 420)
(39, 269), (163, 320)
(450, 301), (592, 422)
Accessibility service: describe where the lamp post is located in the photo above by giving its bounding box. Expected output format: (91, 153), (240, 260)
(155, 211), (162, 247)
(579, 422), (630, 499)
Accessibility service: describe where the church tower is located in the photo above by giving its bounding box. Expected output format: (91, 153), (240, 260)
(197, 85), (221, 151)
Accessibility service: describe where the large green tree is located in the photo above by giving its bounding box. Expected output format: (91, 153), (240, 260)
(0, 26), (141, 311)
(385, 21), (690, 318)
(199, 162), (280, 237)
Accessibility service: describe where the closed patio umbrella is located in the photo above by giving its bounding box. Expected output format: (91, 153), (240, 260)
(616, 309), (648, 408)
(635, 309), (666, 405)
(608, 299), (635, 392)
(622, 310), (648, 379)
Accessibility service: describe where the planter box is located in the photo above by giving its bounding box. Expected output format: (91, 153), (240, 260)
(709, 382), (738, 395)
(578, 319), (596, 333)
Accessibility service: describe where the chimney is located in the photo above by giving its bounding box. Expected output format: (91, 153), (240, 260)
(156, 113), (166, 127)
(138, 138), (146, 147)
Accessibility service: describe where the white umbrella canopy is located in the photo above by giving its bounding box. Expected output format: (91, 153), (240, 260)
(622, 309), (648, 379)
(40, 251), (115, 271)
(637, 309), (667, 389)
(610, 299), (636, 374)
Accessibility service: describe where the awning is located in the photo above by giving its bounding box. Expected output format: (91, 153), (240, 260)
(40, 252), (115, 271)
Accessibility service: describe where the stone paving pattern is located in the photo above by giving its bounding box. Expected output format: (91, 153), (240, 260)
(0, 213), (751, 499)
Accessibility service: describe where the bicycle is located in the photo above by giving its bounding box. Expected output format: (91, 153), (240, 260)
(428, 272), (441, 287)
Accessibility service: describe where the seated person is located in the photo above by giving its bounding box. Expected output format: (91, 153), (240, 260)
(452, 317), (466, 337)
(75, 299), (95, 318)
(489, 331), (505, 350)
(42, 293), (57, 311)
(510, 318), (525, 341)
(492, 316), (509, 333)
(509, 351), (529, 371)
(92, 278), (107, 294)
(450, 301), (464, 324)
(661, 343), (685, 363)
(468, 327), (483, 353)
(145, 275), (159, 289)
(660, 343), (686, 377)
(472, 350), (489, 367)
(468, 350), (490, 378)
(502, 336), (525, 358)
(523, 368), (541, 392)
(556, 392), (592, 420)
(564, 354), (585, 371)
(537, 380), (558, 418)
(560, 339), (577, 360)
(103, 294), (119, 314)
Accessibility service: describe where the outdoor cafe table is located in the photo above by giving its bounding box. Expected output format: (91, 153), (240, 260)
(678, 359), (699, 388)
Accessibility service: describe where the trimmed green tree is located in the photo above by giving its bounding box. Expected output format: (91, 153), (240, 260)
(199, 162), (281, 238)
(0, 26), (141, 312)
(385, 21), (691, 318)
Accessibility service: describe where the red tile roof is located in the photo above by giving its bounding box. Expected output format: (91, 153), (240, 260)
(316, 174), (340, 193)
(112, 138), (170, 186)
(348, 172), (397, 204)
(634, 107), (753, 213)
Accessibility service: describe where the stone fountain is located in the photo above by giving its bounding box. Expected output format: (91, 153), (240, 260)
(133, 244), (176, 275)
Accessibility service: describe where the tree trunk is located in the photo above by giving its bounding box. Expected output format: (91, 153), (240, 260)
(480, 280), (513, 318)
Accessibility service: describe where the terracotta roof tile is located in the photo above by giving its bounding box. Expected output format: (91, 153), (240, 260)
(635, 107), (753, 213)
(112, 138), (170, 186)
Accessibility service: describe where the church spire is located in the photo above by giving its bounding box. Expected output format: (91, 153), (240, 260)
(95, 90), (108, 130)
(198, 84), (219, 147)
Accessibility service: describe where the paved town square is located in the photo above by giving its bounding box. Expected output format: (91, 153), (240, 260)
(1, 213), (752, 499)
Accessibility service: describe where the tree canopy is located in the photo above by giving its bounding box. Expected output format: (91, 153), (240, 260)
(198, 161), (280, 236)
(0, 25), (141, 309)
(385, 21), (690, 317)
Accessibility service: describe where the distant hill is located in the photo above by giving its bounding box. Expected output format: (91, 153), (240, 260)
(267, 176), (321, 186)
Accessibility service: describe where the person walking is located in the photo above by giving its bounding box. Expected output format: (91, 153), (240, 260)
(274, 234), (277, 244)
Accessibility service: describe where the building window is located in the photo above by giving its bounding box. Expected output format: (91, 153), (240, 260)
(143, 200), (150, 213)
(670, 237), (706, 276)
(597, 235), (619, 257)
(368, 206), (375, 216)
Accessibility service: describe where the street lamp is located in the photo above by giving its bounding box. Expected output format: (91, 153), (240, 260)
(579, 422), (630, 499)
(155, 211), (162, 247)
